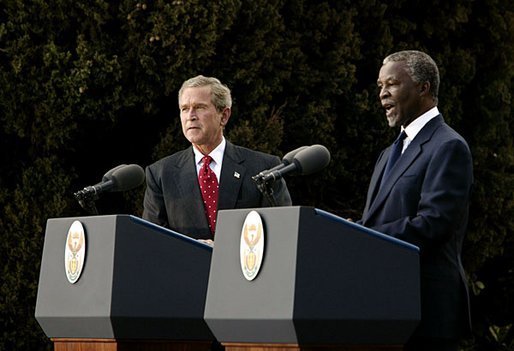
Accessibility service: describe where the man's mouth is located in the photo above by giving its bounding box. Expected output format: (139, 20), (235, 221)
(383, 102), (394, 111)
(382, 102), (395, 116)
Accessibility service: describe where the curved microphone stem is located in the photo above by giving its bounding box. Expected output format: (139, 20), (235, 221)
(252, 173), (278, 207)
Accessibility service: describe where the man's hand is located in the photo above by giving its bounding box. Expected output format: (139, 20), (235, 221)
(198, 239), (214, 247)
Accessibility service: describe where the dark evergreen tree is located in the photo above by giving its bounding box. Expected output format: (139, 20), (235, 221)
(0, 1), (512, 350)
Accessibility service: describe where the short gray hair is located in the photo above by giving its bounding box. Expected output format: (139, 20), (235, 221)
(383, 50), (440, 104)
(178, 75), (232, 111)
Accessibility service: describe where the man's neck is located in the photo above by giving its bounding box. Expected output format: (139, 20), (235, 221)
(193, 137), (224, 155)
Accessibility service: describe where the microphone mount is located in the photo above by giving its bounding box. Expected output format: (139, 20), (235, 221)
(74, 186), (101, 215)
(252, 171), (278, 207)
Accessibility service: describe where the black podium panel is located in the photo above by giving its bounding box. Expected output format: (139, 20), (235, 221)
(204, 206), (420, 345)
(35, 215), (214, 340)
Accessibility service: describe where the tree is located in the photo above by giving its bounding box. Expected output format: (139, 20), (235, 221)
(0, 1), (512, 349)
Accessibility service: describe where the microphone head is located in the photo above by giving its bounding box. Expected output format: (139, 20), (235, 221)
(256, 145), (310, 177)
(293, 144), (331, 175)
(102, 164), (127, 182)
(110, 164), (145, 191)
(282, 146), (309, 165)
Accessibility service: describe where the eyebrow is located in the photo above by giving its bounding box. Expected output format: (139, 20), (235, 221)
(377, 77), (399, 85)
(180, 102), (209, 108)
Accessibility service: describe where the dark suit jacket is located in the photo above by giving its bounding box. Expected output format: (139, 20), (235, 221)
(143, 141), (292, 239)
(360, 115), (473, 339)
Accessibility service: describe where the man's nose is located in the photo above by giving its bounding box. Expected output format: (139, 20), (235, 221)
(187, 108), (198, 120)
(379, 87), (390, 99)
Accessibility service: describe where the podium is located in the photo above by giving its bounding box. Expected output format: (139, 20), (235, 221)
(35, 215), (214, 351)
(204, 206), (420, 351)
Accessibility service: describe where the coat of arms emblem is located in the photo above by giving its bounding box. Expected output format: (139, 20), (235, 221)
(240, 211), (265, 281)
(64, 220), (86, 284)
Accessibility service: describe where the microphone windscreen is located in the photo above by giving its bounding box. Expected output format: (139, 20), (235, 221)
(293, 144), (331, 175)
(110, 164), (145, 191)
(102, 164), (127, 182)
(282, 146), (309, 165)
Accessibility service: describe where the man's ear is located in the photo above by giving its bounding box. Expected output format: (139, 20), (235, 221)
(420, 82), (430, 95)
(220, 107), (231, 126)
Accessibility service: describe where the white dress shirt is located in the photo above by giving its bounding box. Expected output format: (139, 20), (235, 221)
(193, 137), (226, 180)
(400, 106), (440, 153)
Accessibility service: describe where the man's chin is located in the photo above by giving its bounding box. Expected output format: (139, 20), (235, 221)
(387, 115), (398, 127)
(185, 130), (203, 141)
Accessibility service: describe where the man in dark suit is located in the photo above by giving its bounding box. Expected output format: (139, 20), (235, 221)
(143, 75), (291, 242)
(359, 51), (473, 351)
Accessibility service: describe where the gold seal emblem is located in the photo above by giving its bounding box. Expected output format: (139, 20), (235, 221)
(240, 211), (265, 281)
(64, 220), (86, 284)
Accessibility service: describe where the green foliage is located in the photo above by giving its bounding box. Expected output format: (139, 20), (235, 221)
(1, 157), (70, 350)
(0, 0), (513, 350)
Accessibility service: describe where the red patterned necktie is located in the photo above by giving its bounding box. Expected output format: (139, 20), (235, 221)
(198, 155), (219, 235)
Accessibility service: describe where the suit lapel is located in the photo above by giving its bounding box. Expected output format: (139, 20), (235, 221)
(218, 142), (245, 209)
(364, 115), (444, 222)
(174, 147), (209, 229)
(364, 149), (389, 215)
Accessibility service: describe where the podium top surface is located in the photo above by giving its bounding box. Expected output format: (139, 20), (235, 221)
(50, 214), (213, 252)
(314, 208), (419, 252)
(127, 215), (213, 252)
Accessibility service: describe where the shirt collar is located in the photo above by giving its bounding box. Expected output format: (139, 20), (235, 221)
(193, 137), (226, 166)
(402, 106), (440, 140)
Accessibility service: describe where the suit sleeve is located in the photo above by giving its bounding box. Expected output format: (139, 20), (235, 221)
(263, 156), (292, 206)
(371, 139), (473, 250)
(269, 178), (292, 206)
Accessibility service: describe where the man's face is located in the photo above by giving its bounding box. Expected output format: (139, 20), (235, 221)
(377, 61), (422, 128)
(179, 86), (230, 154)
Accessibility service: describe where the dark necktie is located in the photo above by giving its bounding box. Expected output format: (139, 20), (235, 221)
(381, 131), (407, 186)
(198, 155), (219, 235)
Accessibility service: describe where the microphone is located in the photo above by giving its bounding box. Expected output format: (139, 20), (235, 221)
(73, 164), (145, 214)
(294, 144), (331, 175)
(259, 144), (331, 183)
(101, 164), (127, 182)
(74, 164), (145, 199)
(254, 145), (309, 178)
(274, 145), (310, 171)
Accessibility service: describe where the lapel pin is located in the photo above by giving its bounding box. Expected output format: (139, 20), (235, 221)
(234, 171), (241, 179)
